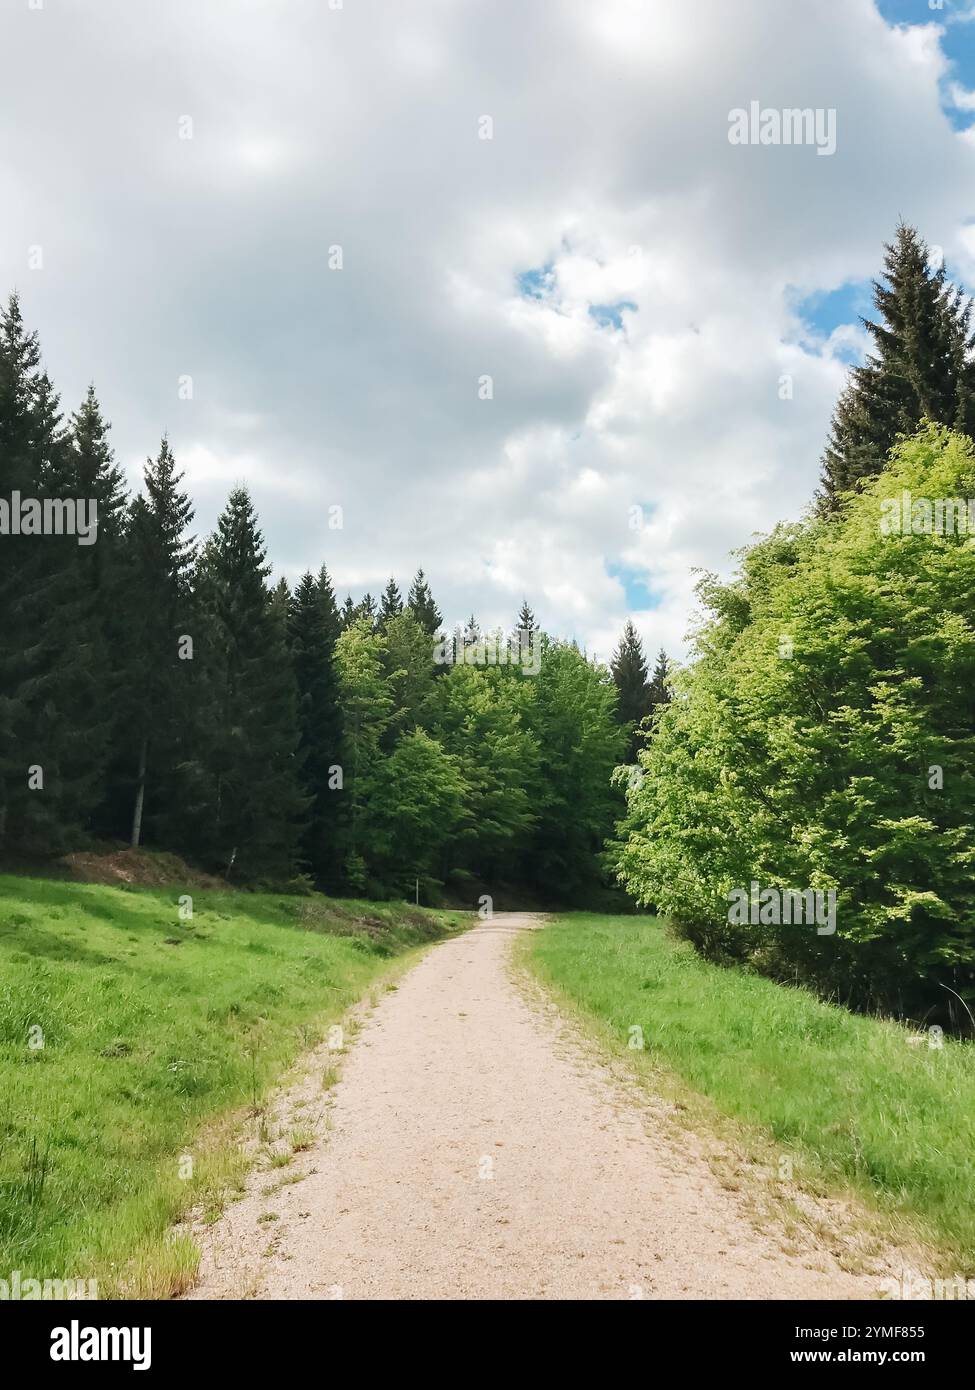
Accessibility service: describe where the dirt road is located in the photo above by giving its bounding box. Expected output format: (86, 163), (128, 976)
(187, 913), (898, 1300)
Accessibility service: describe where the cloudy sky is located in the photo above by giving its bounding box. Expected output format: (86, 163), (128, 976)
(2, 0), (974, 661)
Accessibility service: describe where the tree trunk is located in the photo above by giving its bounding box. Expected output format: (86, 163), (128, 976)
(130, 735), (147, 848)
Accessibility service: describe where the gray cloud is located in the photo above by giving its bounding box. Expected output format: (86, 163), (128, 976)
(2, 0), (973, 657)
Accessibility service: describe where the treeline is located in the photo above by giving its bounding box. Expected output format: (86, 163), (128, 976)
(614, 225), (975, 1021)
(0, 295), (636, 902)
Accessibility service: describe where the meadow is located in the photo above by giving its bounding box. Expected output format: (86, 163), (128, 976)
(527, 913), (975, 1265)
(0, 873), (465, 1296)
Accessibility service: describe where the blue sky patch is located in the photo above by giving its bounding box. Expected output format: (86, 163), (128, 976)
(789, 281), (874, 361)
(876, 0), (975, 130)
(589, 301), (637, 331)
(516, 263), (555, 300)
(607, 562), (663, 612)
(793, 280), (874, 339)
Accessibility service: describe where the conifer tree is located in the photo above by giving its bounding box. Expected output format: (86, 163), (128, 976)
(190, 487), (307, 879)
(120, 438), (196, 848)
(517, 599), (537, 633)
(352, 592), (377, 629)
(610, 620), (652, 759)
(648, 647), (670, 711)
(67, 386), (127, 555)
(406, 568), (442, 636)
(288, 566), (344, 886)
(271, 575), (291, 620)
(0, 296), (100, 851)
(377, 577), (403, 629)
(61, 387), (128, 826)
(818, 224), (975, 511)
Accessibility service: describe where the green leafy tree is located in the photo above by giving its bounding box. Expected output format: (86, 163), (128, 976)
(618, 424), (975, 1019)
(365, 729), (467, 896)
(523, 643), (627, 897)
(333, 619), (393, 890)
(381, 609), (435, 740)
(431, 663), (539, 878)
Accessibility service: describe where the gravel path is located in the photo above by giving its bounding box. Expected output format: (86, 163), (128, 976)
(187, 913), (900, 1300)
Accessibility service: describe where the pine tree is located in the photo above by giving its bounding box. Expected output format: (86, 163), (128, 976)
(271, 575), (291, 621)
(517, 599), (537, 633)
(340, 594), (356, 629)
(818, 224), (975, 511)
(190, 487), (307, 880)
(377, 577), (403, 629)
(407, 568), (442, 636)
(352, 592), (377, 629)
(68, 386), (127, 554)
(0, 296), (101, 852)
(288, 566), (344, 886)
(120, 438), (196, 849)
(610, 620), (652, 760)
(463, 613), (480, 645)
(61, 387), (128, 828)
(648, 647), (670, 711)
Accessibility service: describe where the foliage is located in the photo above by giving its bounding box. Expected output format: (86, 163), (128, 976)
(615, 425), (975, 1017)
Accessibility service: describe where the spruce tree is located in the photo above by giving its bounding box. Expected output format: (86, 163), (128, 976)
(271, 575), (291, 622)
(818, 224), (975, 511)
(517, 599), (537, 633)
(288, 566), (344, 886)
(61, 387), (128, 829)
(352, 592), (377, 629)
(610, 620), (652, 759)
(0, 296), (100, 852)
(190, 487), (307, 880)
(406, 568), (442, 636)
(120, 438), (196, 848)
(67, 386), (127, 556)
(648, 647), (671, 711)
(377, 577), (403, 629)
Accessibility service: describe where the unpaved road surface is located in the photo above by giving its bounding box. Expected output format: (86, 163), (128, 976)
(187, 914), (900, 1300)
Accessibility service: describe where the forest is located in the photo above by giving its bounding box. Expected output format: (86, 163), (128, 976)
(0, 297), (653, 903)
(3, 222), (974, 1020)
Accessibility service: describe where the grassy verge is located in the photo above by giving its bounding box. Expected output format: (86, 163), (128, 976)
(0, 873), (467, 1296)
(526, 913), (975, 1267)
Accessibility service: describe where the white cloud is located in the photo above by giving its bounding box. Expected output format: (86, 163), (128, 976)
(949, 80), (975, 109)
(2, 0), (974, 660)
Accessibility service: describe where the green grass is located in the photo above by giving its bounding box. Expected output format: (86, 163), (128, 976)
(0, 873), (466, 1296)
(527, 913), (975, 1265)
